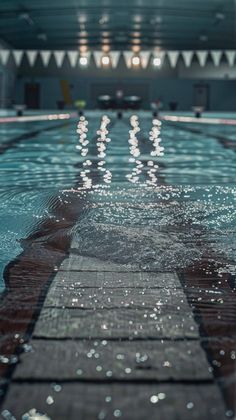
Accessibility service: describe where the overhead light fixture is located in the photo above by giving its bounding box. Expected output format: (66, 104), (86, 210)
(153, 57), (162, 67)
(133, 14), (142, 23)
(99, 14), (109, 25)
(199, 34), (208, 42)
(132, 45), (141, 53)
(131, 55), (141, 67)
(79, 31), (88, 37)
(79, 56), (88, 67)
(150, 16), (162, 25)
(132, 39), (141, 45)
(80, 45), (88, 53)
(102, 38), (110, 44)
(18, 12), (34, 26)
(79, 38), (88, 45)
(101, 54), (111, 66)
(37, 32), (47, 42)
(215, 12), (225, 21)
(78, 14), (87, 24)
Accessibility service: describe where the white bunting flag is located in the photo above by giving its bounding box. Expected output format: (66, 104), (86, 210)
(196, 51), (208, 67)
(93, 51), (104, 68)
(12, 50), (24, 67)
(26, 50), (38, 66)
(140, 51), (151, 68)
(0, 49), (10, 66)
(110, 51), (121, 68)
(225, 50), (236, 67)
(67, 51), (79, 67)
(123, 51), (133, 68)
(182, 51), (194, 67)
(167, 51), (179, 68)
(211, 50), (222, 66)
(53, 51), (65, 67)
(40, 51), (51, 67)
(26, 50), (38, 67)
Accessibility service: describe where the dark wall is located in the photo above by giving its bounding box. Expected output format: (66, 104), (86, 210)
(13, 55), (236, 111)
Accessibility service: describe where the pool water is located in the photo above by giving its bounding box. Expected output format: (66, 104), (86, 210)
(0, 113), (235, 289)
(0, 111), (236, 415)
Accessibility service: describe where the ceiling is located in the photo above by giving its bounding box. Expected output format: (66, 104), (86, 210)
(0, 0), (235, 51)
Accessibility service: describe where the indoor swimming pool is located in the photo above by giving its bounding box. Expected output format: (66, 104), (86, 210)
(0, 112), (236, 419)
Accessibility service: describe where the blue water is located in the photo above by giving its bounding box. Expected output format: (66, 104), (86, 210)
(0, 112), (235, 292)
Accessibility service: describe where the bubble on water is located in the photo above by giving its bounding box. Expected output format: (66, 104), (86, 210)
(135, 353), (148, 363)
(0, 355), (18, 365)
(52, 384), (62, 393)
(113, 409), (122, 418)
(225, 410), (234, 418)
(46, 396), (54, 405)
(21, 408), (51, 420)
(1, 410), (16, 420)
(150, 395), (159, 404)
(98, 410), (107, 420)
(106, 370), (113, 377)
(158, 393), (166, 400)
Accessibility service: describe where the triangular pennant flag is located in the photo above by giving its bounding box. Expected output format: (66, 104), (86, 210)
(67, 51), (79, 67)
(110, 51), (121, 68)
(211, 50), (222, 66)
(53, 50), (65, 67)
(40, 51), (51, 67)
(93, 51), (104, 67)
(0, 49), (10, 65)
(123, 51), (133, 68)
(140, 51), (151, 68)
(225, 50), (236, 67)
(196, 51), (208, 67)
(182, 51), (194, 67)
(167, 51), (179, 68)
(26, 50), (38, 66)
(12, 50), (24, 66)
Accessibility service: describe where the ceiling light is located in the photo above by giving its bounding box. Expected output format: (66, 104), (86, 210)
(133, 14), (142, 23)
(132, 45), (141, 53)
(150, 16), (162, 25)
(101, 55), (111, 66)
(132, 32), (141, 37)
(215, 12), (225, 20)
(79, 56), (88, 67)
(18, 12), (34, 25)
(199, 35), (208, 42)
(153, 57), (162, 67)
(79, 31), (88, 37)
(37, 32), (47, 41)
(132, 55), (141, 67)
(99, 14), (109, 25)
(78, 14), (87, 24)
(80, 46), (88, 53)
(79, 39), (88, 45)
(102, 44), (110, 53)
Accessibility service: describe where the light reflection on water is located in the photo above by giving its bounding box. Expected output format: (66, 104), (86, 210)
(0, 114), (235, 288)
